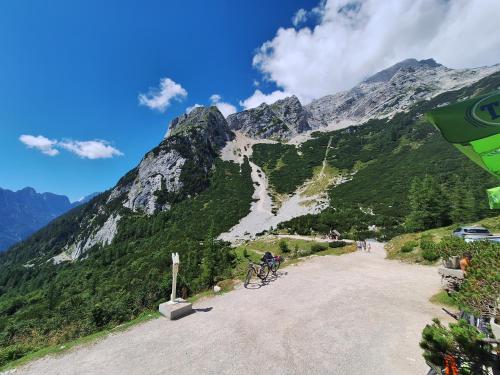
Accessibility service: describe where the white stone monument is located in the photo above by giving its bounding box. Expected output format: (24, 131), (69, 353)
(159, 252), (192, 320)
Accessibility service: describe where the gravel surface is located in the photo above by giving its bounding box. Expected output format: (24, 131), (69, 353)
(15, 242), (448, 375)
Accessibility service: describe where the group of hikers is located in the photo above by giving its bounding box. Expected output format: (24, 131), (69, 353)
(356, 240), (371, 252)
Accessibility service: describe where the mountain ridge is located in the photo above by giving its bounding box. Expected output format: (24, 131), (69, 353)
(0, 187), (97, 252)
(226, 58), (500, 141)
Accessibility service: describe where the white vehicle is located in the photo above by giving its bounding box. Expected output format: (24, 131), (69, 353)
(464, 235), (500, 243)
(452, 226), (492, 238)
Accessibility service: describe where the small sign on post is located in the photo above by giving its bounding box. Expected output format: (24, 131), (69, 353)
(159, 252), (192, 320)
(170, 252), (180, 302)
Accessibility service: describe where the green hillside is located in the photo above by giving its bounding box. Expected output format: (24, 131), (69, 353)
(0, 159), (253, 365)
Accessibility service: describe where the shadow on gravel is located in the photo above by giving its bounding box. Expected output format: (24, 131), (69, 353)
(194, 307), (213, 313)
(244, 271), (288, 290)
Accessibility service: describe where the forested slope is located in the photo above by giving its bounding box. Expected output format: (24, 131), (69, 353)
(254, 71), (500, 237)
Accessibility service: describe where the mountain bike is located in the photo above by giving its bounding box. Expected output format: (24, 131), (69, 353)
(244, 261), (270, 287)
(268, 255), (283, 274)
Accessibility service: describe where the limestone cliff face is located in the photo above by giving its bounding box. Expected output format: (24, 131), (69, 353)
(52, 106), (233, 261)
(228, 59), (500, 140)
(227, 95), (310, 140)
(108, 106), (233, 214)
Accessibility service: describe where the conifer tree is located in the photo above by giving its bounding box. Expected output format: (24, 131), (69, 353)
(406, 175), (449, 231)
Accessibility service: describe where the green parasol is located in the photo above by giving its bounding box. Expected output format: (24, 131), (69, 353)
(426, 91), (500, 209)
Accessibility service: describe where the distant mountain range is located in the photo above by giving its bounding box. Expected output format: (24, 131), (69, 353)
(0, 187), (98, 252)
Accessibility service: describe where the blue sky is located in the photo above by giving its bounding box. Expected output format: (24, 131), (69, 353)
(1, 0), (499, 201)
(0, 0), (316, 201)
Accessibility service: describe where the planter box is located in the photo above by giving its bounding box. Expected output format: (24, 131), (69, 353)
(442, 256), (460, 269)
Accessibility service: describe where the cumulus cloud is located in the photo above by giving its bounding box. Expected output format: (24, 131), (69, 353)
(186, 103), (202, 113)
(292, 8), (308, 27)
(59, 140), (123, 159)
(239, 89), (291, 110)
(138, 77), (187, 112)
(19, 135), (123, 159)
(209, 94), (237, 117)
(19, 134), (59, 156)
(252, 0), (500, 103)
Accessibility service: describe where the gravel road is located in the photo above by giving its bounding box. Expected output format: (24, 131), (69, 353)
(15, 242), (448, 375)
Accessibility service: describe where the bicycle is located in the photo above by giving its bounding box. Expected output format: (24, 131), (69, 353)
(268, 255), (283, 274)
(244, 261), (270, 287)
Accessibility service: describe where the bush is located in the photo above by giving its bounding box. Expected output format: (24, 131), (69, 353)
(420, 318), (494, 374)
(436, 236), (466, 259)
(279, 240), (290, 253)
(0, 344), (33, 367)
(297, 248), (311, 257)
(420, 236), (440, 262)
(401, 240), (418, 253)
(455, 241), (500, 317)
(310, 243), (327, 253)
(421, 247), (440, 262)
(420, 236), (435, 251)
(328, 241), (346, 248)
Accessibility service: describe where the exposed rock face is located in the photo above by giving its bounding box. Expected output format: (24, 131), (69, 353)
(167, 106), (233, 149)
(227, 96), (310, 140)
(107, 106), (233, 214)
(228, 59), (500, 140)
(50, 106), (233, 261)
(52, 213), (122, 263)
(121, 150), (185, 214)
(305, 58), (500, 129)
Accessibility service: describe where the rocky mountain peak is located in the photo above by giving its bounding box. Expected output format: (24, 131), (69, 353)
(227, 94), (310, 140)
(166, 106), (233, 149)
(108, 105), (233, 216)
(363, 58), (443, 84)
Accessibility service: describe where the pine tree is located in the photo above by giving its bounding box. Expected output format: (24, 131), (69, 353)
(449, 178), (476, 224)
(406, 175), (450, 231)
(200, 225), (217, 287)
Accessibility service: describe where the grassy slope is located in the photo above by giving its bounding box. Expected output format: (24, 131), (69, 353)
(386, 215), (500, 263)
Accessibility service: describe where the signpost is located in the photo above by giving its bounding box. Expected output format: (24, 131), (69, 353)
(159, 252), (193, 319)
(170, 252), (179, 302)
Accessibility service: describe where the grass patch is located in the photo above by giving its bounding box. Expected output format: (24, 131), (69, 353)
(386, 215), (500, 264)
(0, 310), (160, 372)
(301, 164), (340, 197)
(312, 244), (356, 257)
(235, 236), (331, 256)
(429, 291), (458, 308)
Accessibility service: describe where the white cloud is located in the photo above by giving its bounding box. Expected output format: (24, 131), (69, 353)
(186, 103), (202, 113)
(292, 8), (308, 27)
(138, 77), (187, 112)
(209, 94), (237, 117)
(19, 134), (59, 156)
(59, 140), (123, 160)
(19, 134), (123, 159)
(239, 89), (291, 110)
(253, 0), (500, 103)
